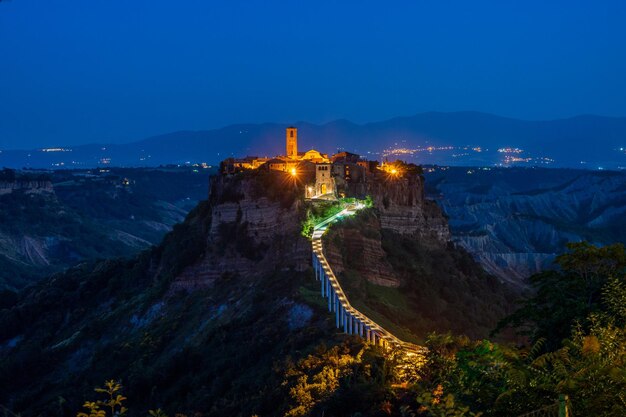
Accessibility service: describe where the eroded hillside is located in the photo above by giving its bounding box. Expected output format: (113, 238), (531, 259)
(0, 168), (211, 290)
(425, 167), (626, 284)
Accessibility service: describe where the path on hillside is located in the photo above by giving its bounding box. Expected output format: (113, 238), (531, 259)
(311, 203), (427, 358)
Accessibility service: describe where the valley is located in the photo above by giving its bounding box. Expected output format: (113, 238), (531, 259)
(0, 167), (213, 291)
(424, 167), (626, 285)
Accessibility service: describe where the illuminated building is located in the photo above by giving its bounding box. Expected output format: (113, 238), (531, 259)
(222, 127), (383, 200)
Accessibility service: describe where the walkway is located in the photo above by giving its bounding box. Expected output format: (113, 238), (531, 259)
(311, 203), (427, 357)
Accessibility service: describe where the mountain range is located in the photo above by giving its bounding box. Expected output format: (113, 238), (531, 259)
(2, 112), (626, 169)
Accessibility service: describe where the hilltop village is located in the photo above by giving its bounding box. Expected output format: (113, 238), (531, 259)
(221, 127), (404, 199)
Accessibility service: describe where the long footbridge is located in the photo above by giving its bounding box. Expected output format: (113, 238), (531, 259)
(311, 203), (427, 358)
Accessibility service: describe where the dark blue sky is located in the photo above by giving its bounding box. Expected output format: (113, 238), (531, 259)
(1, 0), (626, 149)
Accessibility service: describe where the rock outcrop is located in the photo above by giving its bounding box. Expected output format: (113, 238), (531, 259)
(367, 172), (450, 244)
(324, 214), (400, 287)
(171, 172), (310, 291)
(325, 171), (452, 288)
(0, 180), (53, 195)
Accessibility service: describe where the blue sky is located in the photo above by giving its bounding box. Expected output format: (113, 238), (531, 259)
(1, 0), (626, 149)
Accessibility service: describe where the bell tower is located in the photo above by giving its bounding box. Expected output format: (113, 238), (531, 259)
(286, 127), (298, 159)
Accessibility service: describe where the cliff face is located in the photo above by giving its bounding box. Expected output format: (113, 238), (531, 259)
(0, 180), (53, 195)
(322, 172), (515, 341)
(325, 213), (399, 287)
(325, 172), (452, 289)
(171, 172), (310, 291)
(367, 173), (450, 244)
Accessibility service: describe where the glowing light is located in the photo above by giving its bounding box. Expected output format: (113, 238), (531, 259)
(307, 186), (313, 192)
(290, 167), (297, 176)
(391, 168), (398, 175)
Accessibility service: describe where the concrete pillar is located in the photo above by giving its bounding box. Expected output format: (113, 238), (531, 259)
(335, 300), (340, 328)
(316, 258), (320, 281)
(321, 272), (325, 297)
(343, 310), (348, 333)
(366, 327), (371, 342)
(328, 288), (332, 311)
(339, 306), (343, 326)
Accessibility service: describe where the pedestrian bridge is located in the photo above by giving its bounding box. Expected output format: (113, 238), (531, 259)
(311, 203), (427, 358)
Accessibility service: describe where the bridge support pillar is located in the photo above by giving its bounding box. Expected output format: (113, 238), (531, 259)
(328, 287), (332, 311)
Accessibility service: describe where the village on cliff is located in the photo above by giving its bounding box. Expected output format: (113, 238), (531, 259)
(220, 127), (410, 200)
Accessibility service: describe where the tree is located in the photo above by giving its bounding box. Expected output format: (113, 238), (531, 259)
(77, 380), (127, 417)
(494, 242), (626, 348)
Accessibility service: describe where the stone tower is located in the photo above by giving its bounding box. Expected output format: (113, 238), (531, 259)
(286, 127), (298, 159)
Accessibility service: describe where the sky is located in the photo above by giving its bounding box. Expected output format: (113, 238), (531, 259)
(1, 0), (626, 149)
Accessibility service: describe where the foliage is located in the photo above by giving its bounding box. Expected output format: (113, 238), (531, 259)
(416, 385), (482, 417)
(300, 201), (343, 238)
(411, 242), (626, 417)
(281, 340), (398, 417)
(77, 380), (127, 417)
(495, 241), (626, 348)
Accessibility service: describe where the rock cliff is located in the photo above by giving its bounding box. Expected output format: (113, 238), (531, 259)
(171, 171), (310, 291)
(367, 173), (450, 244)
(320, 170), (517, 341)
(325, 171), (452, 289)
(0, 179), (53, 195)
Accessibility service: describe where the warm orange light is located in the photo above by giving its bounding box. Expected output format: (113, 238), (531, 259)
(290, 167), (297, 176)
(391, 168), (398, 175)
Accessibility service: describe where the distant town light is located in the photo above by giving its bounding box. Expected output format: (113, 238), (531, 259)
(391, 168), (398, 175)
(290, 167), (297, 176)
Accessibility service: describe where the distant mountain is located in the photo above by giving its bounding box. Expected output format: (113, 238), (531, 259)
(2, 112), (626, 169)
